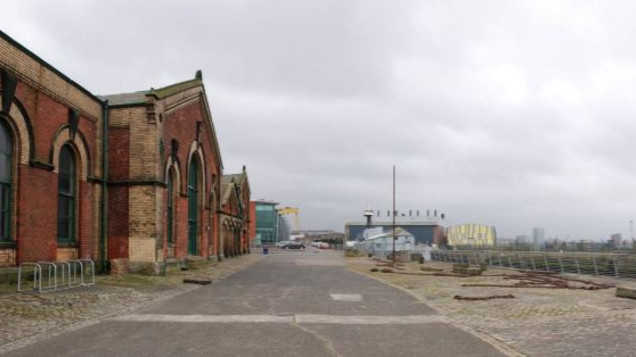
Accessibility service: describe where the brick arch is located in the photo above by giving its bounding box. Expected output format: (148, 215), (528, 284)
(0, 97), (33, 165)
(50, 127), (90, 180)
(0, 112), (25, 247)
(186, 146), (206, 257)
(163, 155), (181, 254)
(163, 155), (182, 193)
(187, 141), (208, 197)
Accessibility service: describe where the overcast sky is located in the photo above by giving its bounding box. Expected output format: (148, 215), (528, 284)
(3, 0), (636, 240)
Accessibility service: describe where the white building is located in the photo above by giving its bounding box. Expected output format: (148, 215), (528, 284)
(357, 227), (415, 252)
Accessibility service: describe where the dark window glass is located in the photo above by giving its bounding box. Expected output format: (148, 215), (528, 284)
(188, 158), (199, 255)
(0, 185), (9, 240)
(167, 171), (174, 244)
(0, 154), (8, 183)
(57, 146), (75, 244)
(0, 122), (11, 241)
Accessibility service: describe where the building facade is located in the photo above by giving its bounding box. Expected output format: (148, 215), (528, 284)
(219, 169), (252, 258)
(356, 227), (416, 252)
(103, 72), (225, 273)
(345, 210), (445, 246)
(277, 215), (291, 243)
(0, 29), (250, 273)
(446, 224), (497, 248)
(253, 200), (279, 246)
(0, 30), (105, 268)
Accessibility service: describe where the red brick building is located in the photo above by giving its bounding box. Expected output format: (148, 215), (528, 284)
(0, 31), (104, 268)
(103, 72), (225, 274)
(0, 29), (251, 273)
(219, 169), (252, 258)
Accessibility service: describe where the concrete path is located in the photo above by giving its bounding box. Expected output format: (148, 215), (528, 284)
(4, 252), (507, 356)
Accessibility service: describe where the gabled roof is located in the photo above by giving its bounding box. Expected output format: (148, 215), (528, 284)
(99, 78), (202, 106)
(99, 91), (146, 106)
(99, 71), (224, 170)
(220, 170), (248, 206)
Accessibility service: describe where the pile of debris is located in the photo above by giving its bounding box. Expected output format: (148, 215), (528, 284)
(462, 272), (614, 290)
(451, 263), (486, 276)
(454, 293), (515, 301)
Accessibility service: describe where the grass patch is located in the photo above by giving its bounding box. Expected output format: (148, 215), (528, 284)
(0, 280), (18, 293)
(97, 274), (160, 288)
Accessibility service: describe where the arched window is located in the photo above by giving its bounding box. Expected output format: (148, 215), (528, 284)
(167, 169), (175, 245)
(57, 145), (76, 245)
(0, 121), (12, 242)
(187, 157), (199, 255)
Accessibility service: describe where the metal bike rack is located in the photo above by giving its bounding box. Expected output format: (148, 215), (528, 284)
(69, 260), (83, 286)
(17, 259), (96, 293)
(17, 262), (42, 292)
(38, 262), (58, 292)
(73, 259), (95, 286)
(55, 261), (72, 289)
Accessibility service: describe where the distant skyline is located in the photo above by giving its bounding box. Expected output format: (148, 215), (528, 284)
(3, 1), (636, 240)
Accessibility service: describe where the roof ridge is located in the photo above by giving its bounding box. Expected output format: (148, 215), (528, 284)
(151, 78), (202, 99)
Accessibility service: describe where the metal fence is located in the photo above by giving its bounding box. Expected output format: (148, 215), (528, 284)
(356, 247), (432, 262)
(431, 250), (636, 279)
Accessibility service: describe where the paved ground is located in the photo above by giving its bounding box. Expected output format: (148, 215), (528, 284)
(0, 254), (262, 353)
(348, 258), (636, 357)
(2, 252), (506, 356)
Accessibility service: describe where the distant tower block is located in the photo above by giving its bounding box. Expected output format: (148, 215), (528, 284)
(363, 208), (374, 228)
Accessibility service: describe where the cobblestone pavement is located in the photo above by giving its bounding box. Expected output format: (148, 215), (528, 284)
(348, 258), (636, 357)
(0, 254), (263, 353)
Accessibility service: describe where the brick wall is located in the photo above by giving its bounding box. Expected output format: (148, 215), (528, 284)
(0, 31), (230, 269)
(129, 108), (157, 181)
(108, 186), (129, 260)
(0, 249), (16, 267)
(128, 185), (158, 262)
(160, 95), (221, 261)
(0, 31), (103, 266)
(79, 181), (93, 259)
(18, 166), (57, 263)
(108, 126), (130, 181)
(107, 123), (130, 260)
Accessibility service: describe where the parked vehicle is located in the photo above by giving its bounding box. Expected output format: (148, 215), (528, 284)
(276, 241), (292, 248)
(285, 242), (305, 249)
(310, 242), (330, 249)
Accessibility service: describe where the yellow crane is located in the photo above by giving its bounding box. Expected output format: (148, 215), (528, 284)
(278, 207), (300, 232)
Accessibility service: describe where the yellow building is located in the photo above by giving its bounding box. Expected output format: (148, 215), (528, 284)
(446, 224), (496, 247)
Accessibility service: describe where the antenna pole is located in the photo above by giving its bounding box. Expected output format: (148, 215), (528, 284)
(392, 165), (396, 264)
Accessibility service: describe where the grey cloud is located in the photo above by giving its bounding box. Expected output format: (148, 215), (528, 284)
(4, 0), (636, 240)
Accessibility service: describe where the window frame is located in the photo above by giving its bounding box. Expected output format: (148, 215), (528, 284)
(0, 120), (12, 243)
(57, 144), (76, 246)
(167, 168), (175, 245)
(187, 157), (199, 255)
